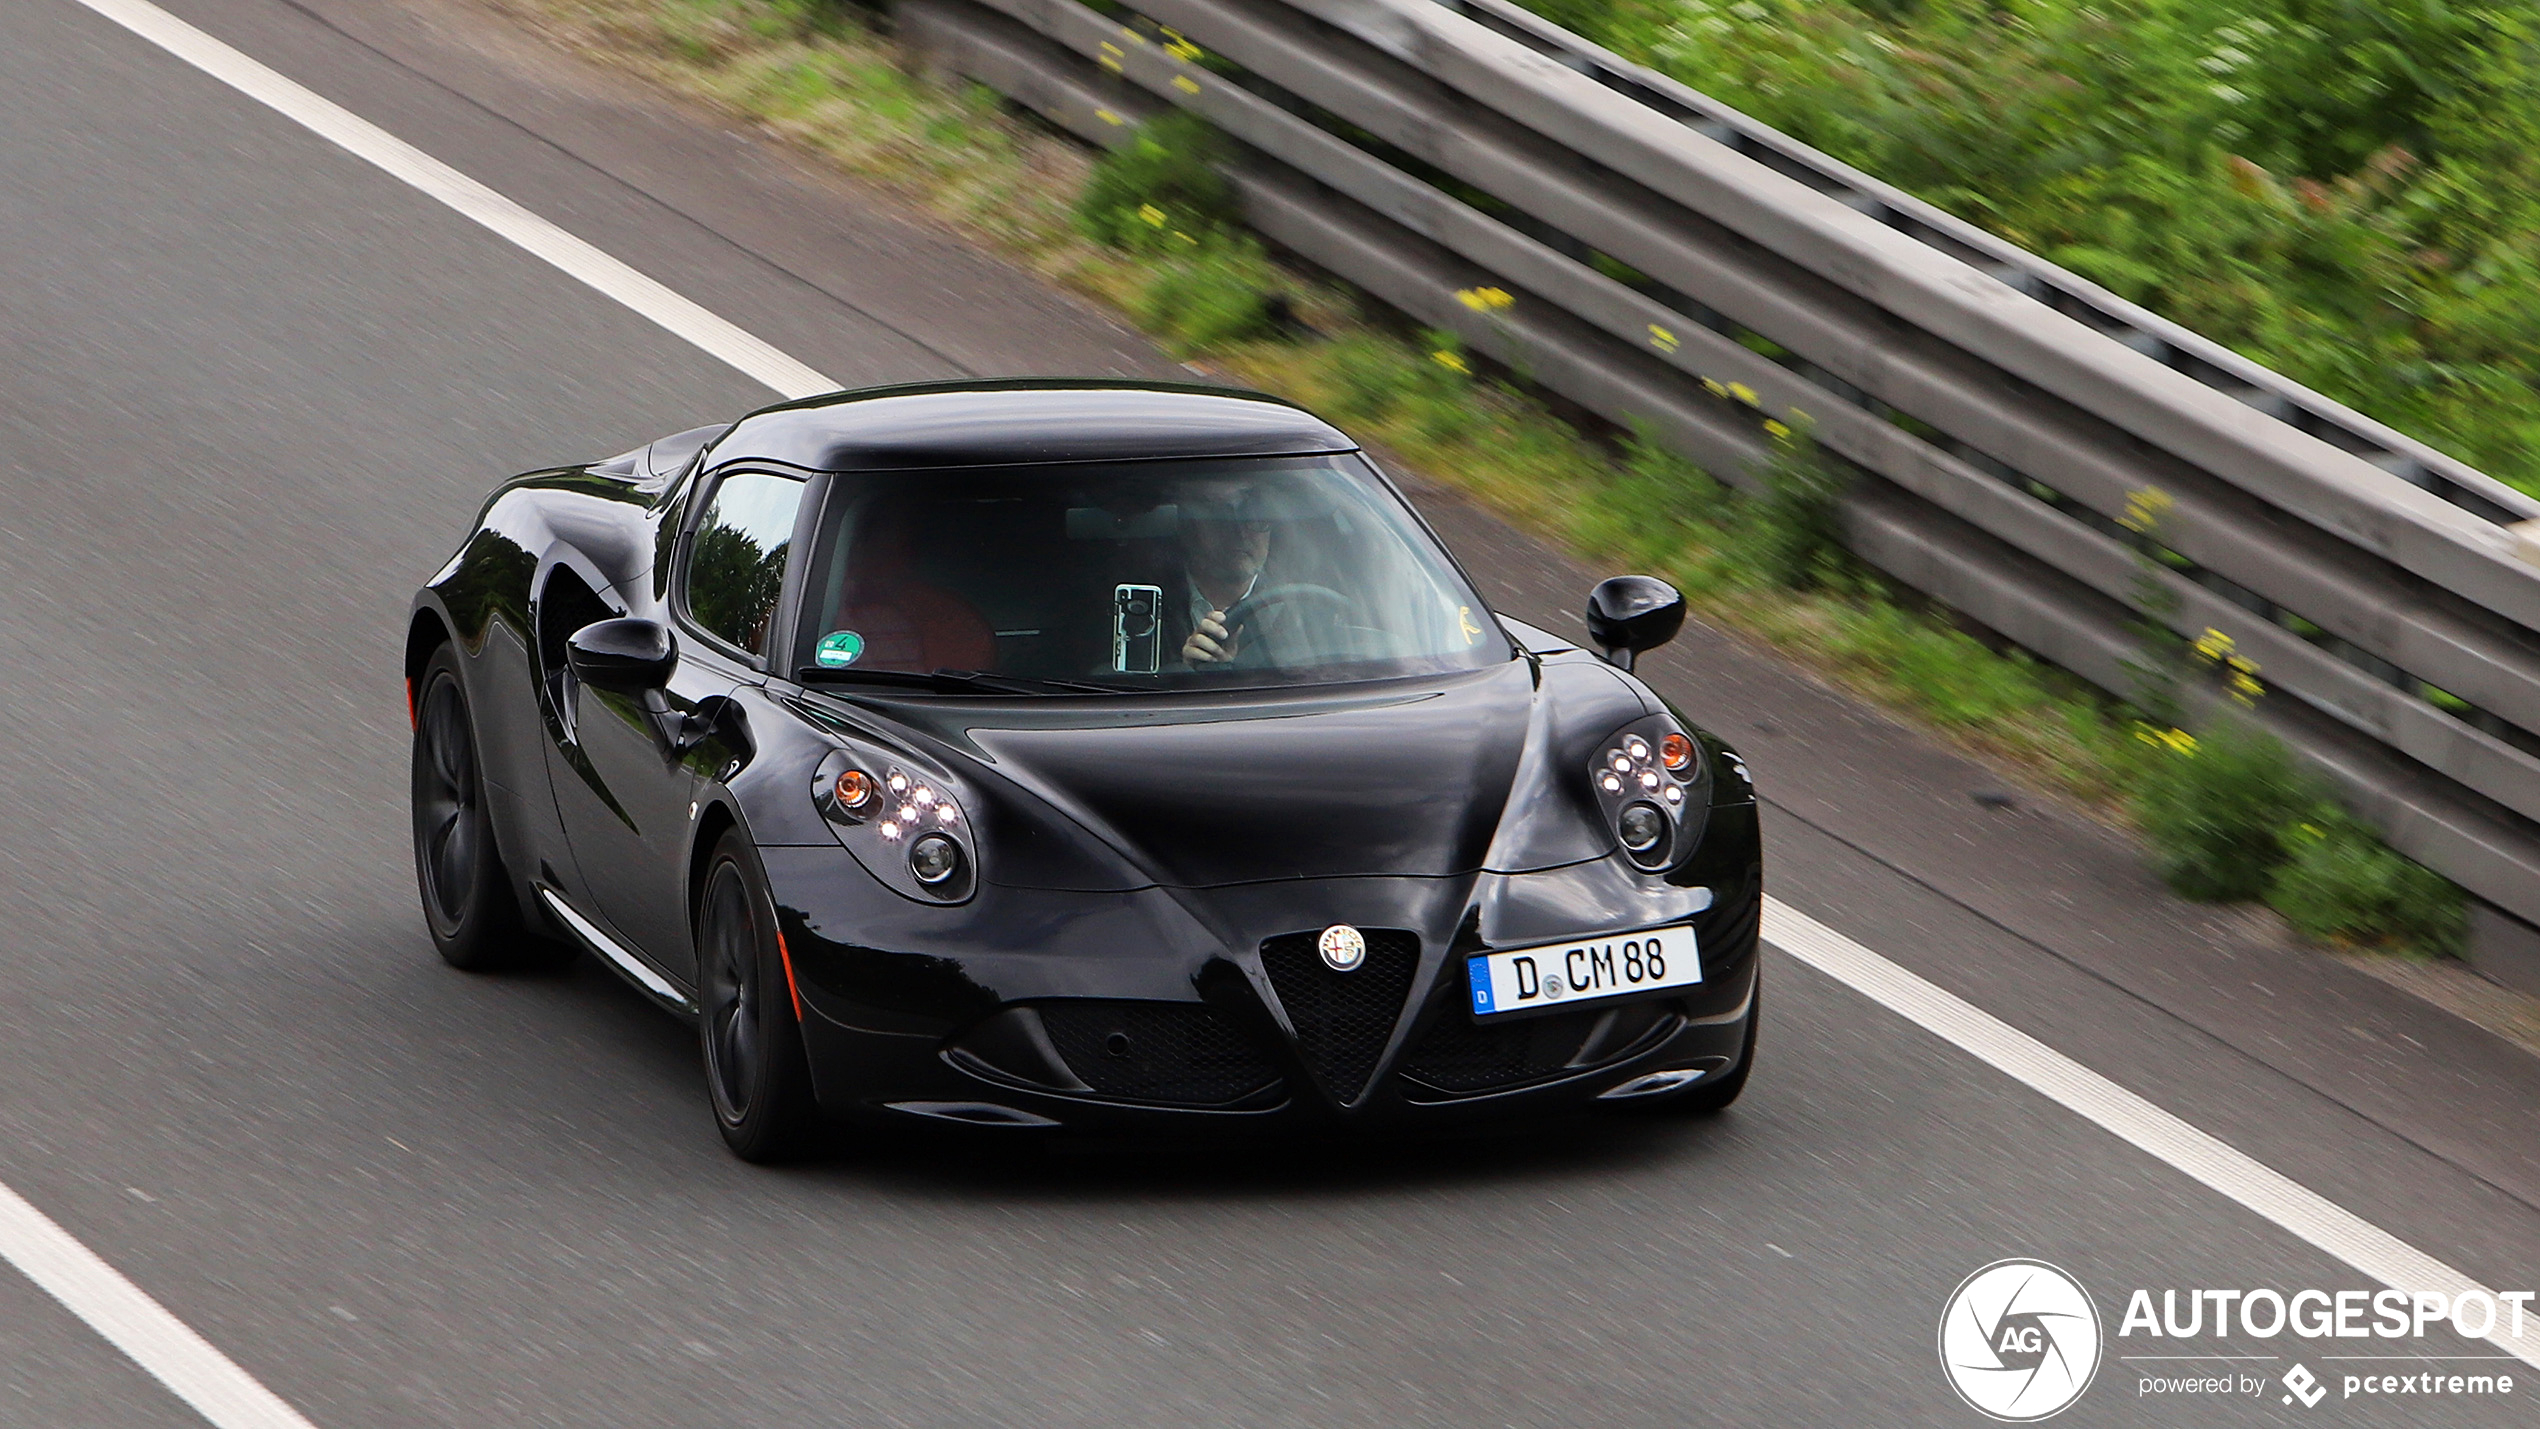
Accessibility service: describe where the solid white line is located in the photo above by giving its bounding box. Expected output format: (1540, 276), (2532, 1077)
(0, 1181), (319, 1429)
(1765, 895), (2540, 1368)
(46, 0), (2540, 1401)
(65, 0), (837, 403)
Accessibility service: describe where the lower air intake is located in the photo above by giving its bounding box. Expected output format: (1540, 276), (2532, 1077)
(1038, 1001), (1281, 1106)
(1258, 929), (1419, 1104)
(1399, 1001), (1678, 1095)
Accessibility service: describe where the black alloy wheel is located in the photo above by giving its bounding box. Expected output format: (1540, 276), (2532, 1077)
(410, 644), (538, 970)
(697, 831), (821, 1162)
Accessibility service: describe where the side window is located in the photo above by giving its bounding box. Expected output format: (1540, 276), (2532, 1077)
(682, 471), (806, 659)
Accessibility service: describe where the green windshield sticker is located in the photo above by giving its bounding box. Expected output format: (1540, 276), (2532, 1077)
(815, 630), (866, 668)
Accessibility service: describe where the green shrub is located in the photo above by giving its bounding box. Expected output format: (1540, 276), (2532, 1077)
(2129, 717), (2316, 900)
(1524, 0), (2540, 497)
(1742, 419), (1847, 589)
(1129, 243), (1282, 352)
(1403, 331), (1484, 443)
(2267, 811), (2469, 956)
(1075, 110), (1240, 250)
(1318, 328), (1479, 433)
(1320, 333), (1422, 422)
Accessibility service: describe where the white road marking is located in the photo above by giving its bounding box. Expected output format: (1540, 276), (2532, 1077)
(34, 0), (2540, 1414)
(66, 0), (837, 403)
(0, 1180), (318, 1429)
(1767, 897), (2540, 1368)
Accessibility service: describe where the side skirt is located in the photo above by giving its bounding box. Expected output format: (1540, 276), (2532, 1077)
(538, 886), (699, 1017)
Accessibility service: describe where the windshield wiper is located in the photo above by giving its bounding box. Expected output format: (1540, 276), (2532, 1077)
(795, 666), (1126, 696)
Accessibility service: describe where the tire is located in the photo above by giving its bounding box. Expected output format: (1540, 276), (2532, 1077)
(410, 645), (545, 971)
(696, 830), (823, 1162)
(1664, 972), (1758, 1115)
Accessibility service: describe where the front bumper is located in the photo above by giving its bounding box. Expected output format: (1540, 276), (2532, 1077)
(768, 803), (1762, 1134)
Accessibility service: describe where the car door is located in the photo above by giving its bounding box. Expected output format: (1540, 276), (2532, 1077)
(552, 468), (809, 984)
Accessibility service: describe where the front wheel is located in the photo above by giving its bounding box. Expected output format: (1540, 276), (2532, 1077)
(696, 832), (823, 1162)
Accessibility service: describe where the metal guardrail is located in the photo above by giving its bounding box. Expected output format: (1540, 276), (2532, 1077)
(898, 0), (2540, 936)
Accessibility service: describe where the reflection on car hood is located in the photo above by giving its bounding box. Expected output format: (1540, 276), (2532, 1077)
(921, 658), (1649, 889)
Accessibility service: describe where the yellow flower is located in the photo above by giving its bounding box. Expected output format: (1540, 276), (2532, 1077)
(1648, 323), (1679, 353)
(1432, 349), (1470, 375)
(1728, 381), (1760, 406)
(2123, 486), (2174, 533)
(2136, 722), (2199, 755)
(1763, 419), (1791, 439)
(1172, 75), (1202, 96)
(1456, 286), (1514, 312)
(1137, 203), (1168, 228)
(1701, 376), (1729, 398)
(2193, 627), (2235, 663)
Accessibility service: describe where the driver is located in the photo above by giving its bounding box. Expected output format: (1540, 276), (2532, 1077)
(1176, 480), (1283, 667)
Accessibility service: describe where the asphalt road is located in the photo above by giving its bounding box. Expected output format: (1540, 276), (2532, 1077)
(4, 0), (2539, 1424)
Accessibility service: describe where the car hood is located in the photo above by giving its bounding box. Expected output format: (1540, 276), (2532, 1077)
(862, 657), (1651, 890)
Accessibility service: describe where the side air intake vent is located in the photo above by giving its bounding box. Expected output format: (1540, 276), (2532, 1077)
(1258, 929), (1419, 1104)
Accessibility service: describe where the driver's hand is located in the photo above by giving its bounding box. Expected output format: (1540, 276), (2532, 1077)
(1182, 611), (1234, 664)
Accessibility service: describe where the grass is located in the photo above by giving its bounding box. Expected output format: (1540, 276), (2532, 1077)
(485, 0), (2462, 948)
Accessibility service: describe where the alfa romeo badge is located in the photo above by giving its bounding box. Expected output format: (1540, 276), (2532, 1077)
(1318, 924), (1366, 972)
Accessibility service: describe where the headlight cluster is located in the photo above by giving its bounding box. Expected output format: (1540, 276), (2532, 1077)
(1589, 719), (1704, 870)
(813, 749), (975, 901)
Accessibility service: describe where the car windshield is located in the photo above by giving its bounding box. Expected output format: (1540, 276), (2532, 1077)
(789, 454), (1511, 691)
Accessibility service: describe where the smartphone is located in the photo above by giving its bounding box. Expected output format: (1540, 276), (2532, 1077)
(1113, 583), (1164, 674)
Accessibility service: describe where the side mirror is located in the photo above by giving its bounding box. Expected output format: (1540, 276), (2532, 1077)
(567, 618), (677, 695)
(1585, 576), (1685, 673)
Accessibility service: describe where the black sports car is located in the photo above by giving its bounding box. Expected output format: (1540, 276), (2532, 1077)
(407, 380), (1759, 1159)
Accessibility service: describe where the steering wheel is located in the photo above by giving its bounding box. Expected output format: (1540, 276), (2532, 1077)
(1207, 583), (1359, 670)
(1223, 583), (1356, 635)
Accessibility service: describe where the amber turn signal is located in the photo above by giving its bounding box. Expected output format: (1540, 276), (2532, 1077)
(834, 768), (876, 809)
(1659, 732), (1695, 773)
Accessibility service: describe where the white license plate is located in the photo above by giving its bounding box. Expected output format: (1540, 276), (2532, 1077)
(1466, 925), (1701, 1020)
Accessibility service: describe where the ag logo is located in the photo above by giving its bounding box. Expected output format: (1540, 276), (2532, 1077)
(1938, 1259), (2102, 1421)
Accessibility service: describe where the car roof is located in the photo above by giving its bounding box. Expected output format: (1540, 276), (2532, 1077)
(705, 379), (1357, 473)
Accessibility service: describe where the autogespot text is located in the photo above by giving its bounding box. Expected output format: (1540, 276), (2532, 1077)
(2123, 1286), (2525, 1406)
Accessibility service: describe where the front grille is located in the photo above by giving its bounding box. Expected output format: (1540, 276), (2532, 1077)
(1258, 929), (1419, 1104)
(1038, 1001), (1282, 1106)
(1399, 1000), (1679, 1094)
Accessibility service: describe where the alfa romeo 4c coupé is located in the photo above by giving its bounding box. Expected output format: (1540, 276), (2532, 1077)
(407, 380), (1759, 1159)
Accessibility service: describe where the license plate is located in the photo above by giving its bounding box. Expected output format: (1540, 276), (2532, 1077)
(1467, 925), (1701, 1020)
